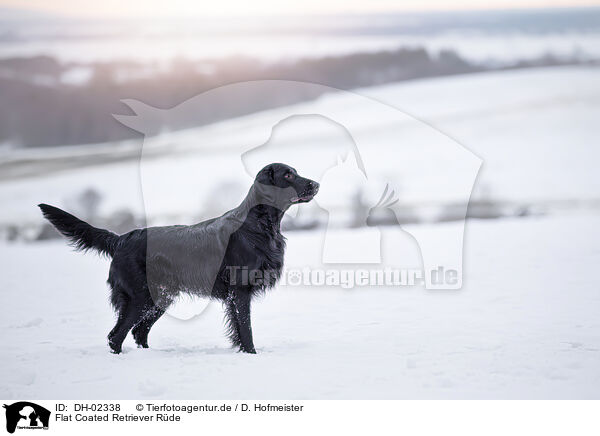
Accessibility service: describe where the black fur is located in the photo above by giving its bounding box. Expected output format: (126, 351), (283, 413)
(38, 163), (318, 354)
(38, 204), (118, 257)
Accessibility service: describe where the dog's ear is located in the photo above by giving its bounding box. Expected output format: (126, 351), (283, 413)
(257, 164), (276, 185)
(268, 165), (275, 184)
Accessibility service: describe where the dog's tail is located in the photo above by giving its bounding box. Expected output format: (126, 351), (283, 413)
(38, 203), (119, 257)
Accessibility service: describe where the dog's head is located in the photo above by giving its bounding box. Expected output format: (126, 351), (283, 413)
(255, 163), (319, 207)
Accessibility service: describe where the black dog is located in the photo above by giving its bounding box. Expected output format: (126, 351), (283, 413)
(39, 163), (319, 354)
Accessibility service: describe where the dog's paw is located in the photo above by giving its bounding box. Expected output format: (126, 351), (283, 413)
(108, 340), (122, 354)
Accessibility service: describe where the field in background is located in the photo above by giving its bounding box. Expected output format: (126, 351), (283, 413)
(1, 7), (599, 148)
(1, 65), (598, 241)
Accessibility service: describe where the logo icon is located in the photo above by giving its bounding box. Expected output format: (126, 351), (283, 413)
(3, 402), (50, 434)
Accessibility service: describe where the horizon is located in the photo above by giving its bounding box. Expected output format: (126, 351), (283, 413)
(2, 1), (600, 20)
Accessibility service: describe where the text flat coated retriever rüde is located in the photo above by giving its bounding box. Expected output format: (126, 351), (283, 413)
(39, 163), (319, 354)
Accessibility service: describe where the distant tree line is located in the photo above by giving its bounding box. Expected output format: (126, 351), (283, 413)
(0, 47), (579, 148)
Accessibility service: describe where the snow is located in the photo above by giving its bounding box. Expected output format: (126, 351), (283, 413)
(1, 214), (599, 399)
(1, 65), (599, 398)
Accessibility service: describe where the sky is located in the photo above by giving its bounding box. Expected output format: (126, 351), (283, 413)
(2, 0), (600, 18)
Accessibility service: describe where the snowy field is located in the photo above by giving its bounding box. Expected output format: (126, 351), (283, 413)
(1, 65), (599, 399)
(1, 214), (599, 399)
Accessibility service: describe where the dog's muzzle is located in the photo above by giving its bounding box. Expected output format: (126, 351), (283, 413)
(291, 181), (319, 203)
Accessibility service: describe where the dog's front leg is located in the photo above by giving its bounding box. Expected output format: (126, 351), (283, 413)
(233, 288), (256, 354)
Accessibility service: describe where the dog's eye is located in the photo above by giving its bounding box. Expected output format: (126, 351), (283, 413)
(284, 173), (294, 180)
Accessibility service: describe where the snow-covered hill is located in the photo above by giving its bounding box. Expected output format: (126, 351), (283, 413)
(1, 65), (599, 226)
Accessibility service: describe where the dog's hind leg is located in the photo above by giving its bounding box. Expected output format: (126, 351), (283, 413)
(108, 291), (130, 353)
(132, 305), (165, 348)
(108, 294), (149, 354)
